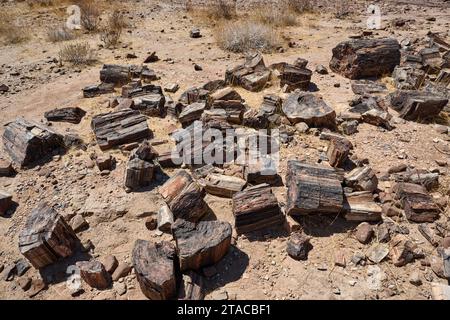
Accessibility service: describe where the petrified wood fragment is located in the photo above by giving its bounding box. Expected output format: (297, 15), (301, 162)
(159, 170), (207, 222)
(232, 184), (285, 234)
(3, 118), (65, 167)
(329, 38), (400, 79)
(344, 166), (378, 192)
(91, 109), (151, 150)
(285, 161), (343, 216)
(132, 240), (179, 300)
(204, 173), (246, 198)
(172, 219), (232, 271)
(178, 271), (205, 300)
(82, 82), (115, 98)
(76, 260), (111, 290)
(44, 107), (86, 124)
(100, 64), (131, 86)
(19, 203), (79, 269)
(343, 192), (382, 222)
(282, 92), (336, 128)
(124, 158), (155, 189)
(327, 137), (352, 168)
(393, 182), (439, 223)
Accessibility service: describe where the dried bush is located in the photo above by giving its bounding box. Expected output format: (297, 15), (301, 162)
(100, 10), (126, 49)
(208, 0), (236, 20)
(0, 13), (29, 45)
(216, 21), (281, 53)
(286, 0), (317, 13)
(58, 42), (96, 65)
(77, 0), (100, 31)
(253, 6), (297, 27)
(47, 26), (75, 42)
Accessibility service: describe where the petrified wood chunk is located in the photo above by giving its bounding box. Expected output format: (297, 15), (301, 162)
(158, 170), (207, 222)
(280, 64), (312, 92)
(100, 64), (131, 86)
(232, 184), (285, 234)
(0, 191), (13, 216)
(82, 82), (115, 98)
(179, 102), (207, 127)
(19, 203), (79, 269)
(3, 118), (65, 167)
(344, 166), (378, 192)
(391, 169), (439, 191)
(132, 94), (165, 117)
(91, 109), (151, 150)
(418, 224), (440, 247)
(157, 204), (174, 232)
(157, 150), (181, 168)
(122, 82), (162, 99)
(124, 158), (155, 189)
(327, 137), (352, 168)
(225, 53), (271, 92)
(282, 92), (336, 128)
(76, 260), (111, 290)
(172, 219), (232, 271)
(361, 108), (394, 130)
(287, 232), (312, 261)
(329, 38), (400, 79)
(351, 80), (388, 95)
(44, 107), (86, 124)
(285, 160), (343, 216)
(204, 173), (246, 198)
(389, 234), (422, 267)
(343, 192), (382, 222)
(389, 90), (448, 121)
(436, 68), (450, 87)
(210, 100), (246, 124)
(178, 271), (204, 300)
(210, 87), (242, 102)
(244, 156), (281, 186)
(132, 240), (179, 300)
(392, 66), (426, 90)
(393, 182), (439, 223)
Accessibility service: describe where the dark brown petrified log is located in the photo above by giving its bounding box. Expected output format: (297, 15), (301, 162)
(19, 202), (79, 269)
(132, 239), (179, 300)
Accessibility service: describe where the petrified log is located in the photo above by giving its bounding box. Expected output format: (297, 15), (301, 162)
(243, 156), (281, 186)
(285, 160), (343, 216)
(351, 80), (388, 95)
(76, 260), (111, 290)
(210, 87), (242, 102)
(82, 82), (115, 98)
(344, 166), (378, 192)
(361, 108), (394, 130)
(19, 203), (79, 269)
(100, 64), (131, 86)
(178, 271), (204, 300)
(389, 90), (448, 121)
(329, 38), (400, 79)
(3, 118), (65, 167)
(391, 169), (439, 191)
(343, 191), (382, 222)
(282, 92), (336, 128)
(172, 219), (232, 271)
(393, 182), (440, 223)
(392, 66), (426, 90)
(210, 100), (246, 124)
(179, 87), (209, 105)
(225, 53), (271, 92)
(327, 137), (352, 168)
(158, 170), (207, 222)
(122, 83), (162, 99)
(232, 184), (285, 234)
(44, 107), (86, 124)
(157, 150), (181, 168)
(132, 240), (179, 300)
(204, 173), (246, 198)
(91, 109), (151, 150)
(179, 102), (207, 127)
(124, 158), (155, 189)
(132, 94), (165, 117)
(280, 64), (312, 92)
(0, 191), (13, 216)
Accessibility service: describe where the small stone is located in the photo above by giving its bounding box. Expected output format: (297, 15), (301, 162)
(341, 120), (358, 135)
(409, 271), (422, 286)
(190, 28), (201, 38)
(164, 83), (179, 93)
(145, 216), (157, 230)
(366, 243), (389, 264)
(355, 222), (374, 244)
(334, 250), (346, 267)
(2, 264), (16, 281)
(71, 214), (88, 233)
(157, 205), (173, 233)
(15, 259), (30, 276)
(286, 232), (312, 260)
(114, 281), (127, 296)
(194, 64), (203, 71)
(316, 65), (329, 75)
(112, 262), (132, 281)
(295, 122), (309, 133)
(103, 255), (119, 274)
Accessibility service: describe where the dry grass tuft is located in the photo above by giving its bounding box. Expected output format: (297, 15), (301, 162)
(58, 41), (97, 65)
(77, 0), (100, 31)
(100, 10), (126, 49)
(47, 25), (76, 42)
(253, 5), (298, 27)
(286, 0), (317, 13)
(216, 20), (281, 53)
(0, 12), (29, 45)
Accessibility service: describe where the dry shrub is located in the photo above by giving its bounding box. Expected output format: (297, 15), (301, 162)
(0, 12), (29, 45)
(59, 42), (96, 65)
(286, 0), (317, 13)
(27, 0), (54, 7)
(100, 10), (126, 49)
(208, 0), (236, 20)
(47, 25), (75, 42)
(77, 0), (100, 31)
(216, 20), (280, 53)
(253, 5), (298, 27)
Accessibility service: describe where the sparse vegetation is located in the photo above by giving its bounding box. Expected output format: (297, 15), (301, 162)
(286, 0), (316, 13)
(253, 5), (298, 27)
(0, 13), (29, 45)
(58, 41), (96, 65)
(77, 0), (100, 31)
(216, 20), (281, 53)
(100, 10), (126, 49)
(47, 26), (75, 42)
(207, 0), (237, 20)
